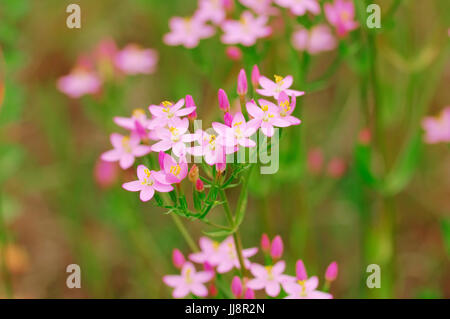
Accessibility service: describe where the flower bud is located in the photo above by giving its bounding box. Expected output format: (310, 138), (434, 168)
(296, 260), (308, 281)
(172, 249), (185, 269)
(225, 46), (242, 61)
(325, 261), (338, 282)
(244, 288), (255, 299)
(327, 157), (346, 178)
(209, 283), (218, 297)
(218, 89), (230, 112)
(251, 65), (260, 87)
(188, 164), (199, 183)
(188, 109), (197, 121)
(158, 151), (165, 170)
(231, 276), (242, 298)
(270, 235), (283, 259)
(224, 112), (233, 127)
(261, 233), (270, 252)
(195, 179), (204, 192)
(358, 128), (371, 145)
(94, 159), (118, 188)
(237, 69), (248, 96)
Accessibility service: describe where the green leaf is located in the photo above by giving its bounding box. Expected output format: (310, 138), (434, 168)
(203, 229), (235, 238)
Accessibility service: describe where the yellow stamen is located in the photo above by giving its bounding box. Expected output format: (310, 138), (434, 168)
(162, 101), (173, 107)
(169, 164), (181, 176)
(144, 168), (151, 178)
(132, 108), (145, 117)
(261, 104), (269, 112)
(274, 75), (284, 84)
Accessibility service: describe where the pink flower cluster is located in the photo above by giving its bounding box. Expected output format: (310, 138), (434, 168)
(57, 38), (158, 98)
(100, 66), (302, 201)
(164, 234), (337, 298)
(422, 106), (450, 144)
(163, 0), (359, 55)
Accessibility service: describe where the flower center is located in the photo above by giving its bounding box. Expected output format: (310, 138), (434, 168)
(297, 280), (307, 297)
(121, 136), (132, 153)
(185, 267), (193, 284)
(340, 11), (350, 21)
(132, 108), (145, 118)
(169, 164), (181, 177)
(208, 134), (216, 150)
(169, 127), (180, 142)
(279, 100), (291, 116)
(274, 75), (284, 85)
(265, 266), (274, 281)
(141, 170), (154, 186)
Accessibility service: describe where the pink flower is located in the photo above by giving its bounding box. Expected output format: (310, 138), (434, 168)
(307, 148), (324, 174)
(256, 74), (304, 99)
(277, 91), (301, 126)
(101, 133), (151, 169)
(218, 89), (230, 112)
(212, 112), (258, 148)
(186, 129), (235, 166)
(115, 44), (158, 75)
(172, 249), (186, 269)
(251, 65), (260, 87)
(296, 260), (308, 281)
(231, 276), (243, 298)
(164, 15), (215, 48)
(327, 157), (346, 178)
(189, 237), (226, 266)
(57, 68), (102, 98)
(247, 261), (295, 297)
(284, 276), (332, 299)
(244, 288), (255, 299)
(225, 46), (243, 61)
(221, 11), (272, 46)
(148, 99), (195, 129)
(292, 25), (337, 54)
(239, 0), (279, 16)
(196, 0), (226, 25)
(114, 108), (150, 140)
(163, 262), (214, 298)
(122, 165), (173, 201)
(325, 261), (338, 282)
(159, 153), (188, 184)
(246, 100), (290, 137)
(224, 112), (233, 127)
(237, 69), (248, 96)
(261, 233), (271, 252)
(151, 117), (190, 156)
(324, 0), (359, 37)
(270, 235), (283, 259)
(94, 159), (118, 188)
(422, 107), (450, 144)
(215, 237), (258, 273)
(275, 0), (320, 16)
(196, 179), (205, 192)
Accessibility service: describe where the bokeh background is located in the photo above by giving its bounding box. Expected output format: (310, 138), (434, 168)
(0, 0), (449, 298)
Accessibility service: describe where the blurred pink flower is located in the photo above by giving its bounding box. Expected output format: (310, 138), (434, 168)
(246, 100), (290, 137)
(218, 89), (230, 112)
(94, 38), (118, 78)
(163, 262), (214, 298)
(327, 157), (347, 178)
(277, 91), (301, 126)
(324, 0), (359, 37)
(275, 0), (320, 16)
(101, 133), (151, 169)
(151, 117), (190, 157)
(244, 288), (255, 299)
(270, 235), (283, 259)
(196, 0), (226, 25)
(239, 0), (278, 16)
(251, 65), (260, 88)
(122, 165), (173, 201)
(291, 25), (337, 54)
(57, 68), (102, 98)
(114, 108), (150, 140)
(296, 259), (308, 280)
(284, 276), (332, 299)
(189, 237), (226, 266)
(247, 261), (295, 297)
(164, 16), (215, 48)
(215, 236), (257, 273)
(231, 276), (243, 298)
(237, 69), (248, 96)
(325, 261), (338, 282)
(256, 74), (304, 99)
(422, 107), (450, 144)
(225, 46), (243, 61)
(212, 112), (258, 148)
(221, 11), (272, 46)
(94, 159), (119, 188)
(261, 233), (271, 252)
(358, 127), (372, 145)
(115, 44), (158, 75)
(148, 99), (195, 129)
(307, 148), (324, 174)
(172, 248), (186, 269)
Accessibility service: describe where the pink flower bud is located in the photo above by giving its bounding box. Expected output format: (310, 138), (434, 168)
(218, 89), (230, 112)
(358, 128), (371, 145)
(185, 94), (195, 108)
(307, 148), (323, 174)
(325, 261), (338, 282)
(244, 288), (255, 299)
(188, 164), (199, 183)
(216, 161), (226, 173)
(225, 46), (242, 61)
(327, 157), (346, 178)
(158, 151), (165, 170)
(231, 276), (242, 298)
(261, 233), (270, 252)
(251, 65), (260, 87)
(196, 179), (204, 192)
(224, 112), (233, 127)
(237, 69), (248, 96)
(296, 260), (308, 281)
(221, 0), (234, 11)
(270, 235), (283, 259)
(209, 283), (218, 297)
(188, 109), (197, 120)
(94, 159), (118, 188)
(172, 249), (185, 269)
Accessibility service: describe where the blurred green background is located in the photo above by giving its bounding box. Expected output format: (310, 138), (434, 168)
(0, 0), (449, 298)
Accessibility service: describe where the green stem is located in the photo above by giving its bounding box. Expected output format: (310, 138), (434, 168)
(0, 189), (13, 298)
(171, 214), (199, 253)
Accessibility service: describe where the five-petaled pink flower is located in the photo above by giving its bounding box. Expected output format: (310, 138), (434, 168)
(212, 112), (258, 148)
(292, 25), (337, 54)
(221, 11), (272, 46)
(189, 237), (228, 266)
(275, 0), (320, 16)
(284, 276), (332, 299)
(159, 153), (188, 184)
(246, 100), (290, 137)
(163, 262), (214, 298)
(256, 74), (304, 99)
(122, 165), (173, 201)
(57, 68), (102, 98)
(164, 15), (215, 48)
(247, 261), (295, 297)
(148, 99), (195, 129)
(115, 44), (158, 75)
(151, 117), (190, 156)
(101, 133), (151, 169)
(186, 129), (235, 166)
(277, 91), (301, 126)
(422, 107), (450, 144)
(215, 237), (258, 274)
(324, 0), (359, 37)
